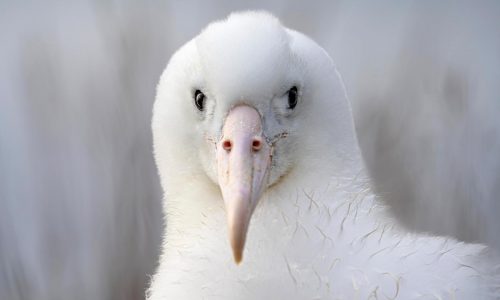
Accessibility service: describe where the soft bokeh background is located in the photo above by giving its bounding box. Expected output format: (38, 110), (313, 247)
(1, 1), (499, 299)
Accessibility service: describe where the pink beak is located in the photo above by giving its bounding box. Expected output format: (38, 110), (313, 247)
(216, 105), (272, 264)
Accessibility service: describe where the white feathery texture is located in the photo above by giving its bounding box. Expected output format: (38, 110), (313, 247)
(148, 11), (500, 299)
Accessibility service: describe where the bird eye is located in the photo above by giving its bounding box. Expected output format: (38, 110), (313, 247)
(288, 86), (298, 109)
(194, 90), (205, 111)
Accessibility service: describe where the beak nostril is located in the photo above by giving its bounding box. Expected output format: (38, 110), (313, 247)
(223, 140), (232, 152)
(252, 139), (262, 152)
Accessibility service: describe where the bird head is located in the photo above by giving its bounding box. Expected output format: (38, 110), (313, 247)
(152, 12), (360, 264)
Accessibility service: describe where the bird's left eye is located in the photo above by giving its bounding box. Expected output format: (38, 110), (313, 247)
(288, 86), (298, 109)
(194, 90), (205, 111)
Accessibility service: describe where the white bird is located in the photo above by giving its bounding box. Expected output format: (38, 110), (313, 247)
(148, 11), (499, 299)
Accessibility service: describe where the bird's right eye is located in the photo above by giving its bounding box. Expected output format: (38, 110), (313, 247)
(194, 90), (205, 111)
(288, 86), (298, 109)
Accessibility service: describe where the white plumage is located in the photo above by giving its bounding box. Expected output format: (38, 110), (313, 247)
(148, 11), (499, 299)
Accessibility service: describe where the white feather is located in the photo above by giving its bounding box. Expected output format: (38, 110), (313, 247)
(148, 11), (500, 299)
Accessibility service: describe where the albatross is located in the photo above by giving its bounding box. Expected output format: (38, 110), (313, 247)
(147, 11), (500, 299)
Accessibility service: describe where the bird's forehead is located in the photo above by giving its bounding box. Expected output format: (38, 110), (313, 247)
(196, 12), (291, 101)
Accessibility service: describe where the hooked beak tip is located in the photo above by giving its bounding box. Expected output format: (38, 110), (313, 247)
(233, 250), (243, 264)
(228, 215), (248, 264)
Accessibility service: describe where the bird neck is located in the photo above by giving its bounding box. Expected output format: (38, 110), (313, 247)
(156, 166), (391, 297)
(161, 157), (374, 246)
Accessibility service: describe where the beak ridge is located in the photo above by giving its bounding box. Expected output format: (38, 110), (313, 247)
(216, 105), (271, 264)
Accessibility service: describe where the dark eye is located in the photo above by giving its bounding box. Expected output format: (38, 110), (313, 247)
(288, 86), (298, 109)
(194, 90), (205, 111)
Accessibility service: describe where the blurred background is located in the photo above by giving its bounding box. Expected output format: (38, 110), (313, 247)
(1, 1), (499, 299)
